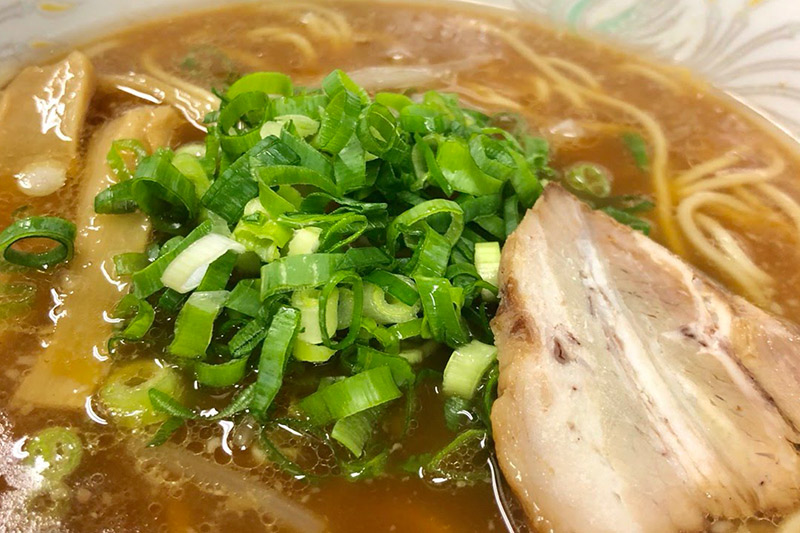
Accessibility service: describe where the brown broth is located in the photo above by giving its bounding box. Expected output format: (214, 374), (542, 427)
(2, 1), (800, 532)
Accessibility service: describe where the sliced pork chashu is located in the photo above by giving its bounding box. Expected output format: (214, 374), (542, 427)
(491, 185), (800, 533)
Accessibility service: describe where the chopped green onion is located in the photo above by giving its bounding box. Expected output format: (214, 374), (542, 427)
(337, 288), (354, 330)
(94, 181), (137, 214)
(386, 199), (464, 255)
(503, 195), (521, 237)
(172, 152), (211, 196)
(24, 427), (83, 481)
(398, 347), (425, 364)
(225, 279), (261, 317)
(319, 270), (363, 351)
(322, 69), (370, 103)
(0, 216), (76, 269)
(229, 317), (267, 357)
(507, 149), (543, 208)
(133, 220), (215, 298)
(443, 395), (473, 432)
(351, 345), (415, 388)
(331, 408), (381, 457)
(333, 134), (366, 192)
(423, 428), (489, 482)
(148, 389), (197, 419)
(404, 226), (452, 278)
(232, 198), (292, 262)
(315, 89), (362, 154)
(415, 277), (469, 348)
(473, 242), (501, 287)
(113, 252), (150, 276)
(106, 139), (147, 181)
(375, 92), (413, 110)
(111, 294), (154, 341)
(260, 253), (342, 299)
(319, 213), (368, 253)
(79, 68), (638, 474)
(443, 340), (497, 399)
(175, 142), (205, 158)
(297, 366), (401, 426)
(218, 92), (270, 157)
(197, 250), (237, 291)
(622, 132), (649, 172)
(339, 247), (391, 271)
(564, 163), (612, 198)
(363, 270), (419, 307)
(194, 356), (249, 388)
(131, 151), (199, 229)
(287, 227), (322, 256)
(161, 233), (244, 293)
(359, 316), (399, 352)
(260, 114), (320, 139)
(388, 318), (426, 342)
(98, 360), (184, 428)
(147, 417), (184, 447)
(227, 71), (293, 98)
(292, 288), (338, 345)
(157, 288), (187, 314)
(251, 307), (300, 416)
(168, 290), (229, 358)
(437, 138), (503, 195)
(293, 339), (336, 363)
(602, 206), (651, 234)
(362, 282), (420, 325)
(202, 136), (297, 224)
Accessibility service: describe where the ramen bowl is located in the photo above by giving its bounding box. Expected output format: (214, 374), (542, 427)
(3, 2), (800, 532)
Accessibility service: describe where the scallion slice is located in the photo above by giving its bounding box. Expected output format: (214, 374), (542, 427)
(293, 339), (337, 363)
(251, 307), (300, 416)
(168, 291), (229, 358)
(362, 282), (420, 325)
(351, 345), (415, 388)
(225, 279), (261, 317)
(113, 252), (150, 277)
(94, 181), (137, 214)
(286, 227), (322, 256)
(106, 138), (148, 181)
(260, 253), (342, 299)
(331, 408), (381, 457)
(386, 199), (464, 255)
(316, 89), (362, 154)
(473, 242), (501, 287)
(292, 288), (338, 345)
(317, 270), (361, 350)
(415, 277), (469, 348)
(227, 71), (293, 99)
(194, 356), (249, 388)
(133, 220), (214, 298)
(98, 360), (184, 428)
(111, 294), (155, 341)
(131, 151), (199, 228)
(24, 427), (83, 481)
(297, 366), (401, 426)
(161, 234), (244, 294)
(442, 340), (498, 399)
(0, 216), (76, 269)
